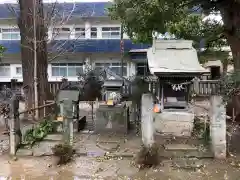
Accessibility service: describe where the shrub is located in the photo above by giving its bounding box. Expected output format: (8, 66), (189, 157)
(136, 143), (161, 169)
(52, 143), (75, 165)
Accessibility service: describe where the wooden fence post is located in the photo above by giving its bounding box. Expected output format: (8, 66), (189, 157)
(62, 100), (74, 146)
(9, 95), (21, 155)
(43, 100), (46, 117)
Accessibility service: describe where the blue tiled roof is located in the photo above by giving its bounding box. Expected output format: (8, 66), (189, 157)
(0, 2), (200, 19)
(0, 39), (150, 54)
(0, 40), (20, 53)
(0, 2), (111, 18)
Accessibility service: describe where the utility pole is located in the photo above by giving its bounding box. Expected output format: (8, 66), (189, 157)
(33, 0), (39, 119)
(120, 24), (124, 77)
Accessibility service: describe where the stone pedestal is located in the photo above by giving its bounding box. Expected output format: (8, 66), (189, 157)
(210, 96), (226, 159)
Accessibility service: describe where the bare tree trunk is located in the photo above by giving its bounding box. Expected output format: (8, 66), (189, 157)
(221, 3), (240, 118)
(18, 0), (52, 118)
(221, 3), (240, 71)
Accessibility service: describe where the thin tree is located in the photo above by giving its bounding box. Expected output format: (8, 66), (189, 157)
(18, 0), (50, 118)
(12, 1), (77, 118)
(8, 1), (104, 118)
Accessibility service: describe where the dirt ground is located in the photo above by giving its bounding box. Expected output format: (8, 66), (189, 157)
(1, 132), (240, 180)
(0, 100), (240, 179)
(0, 155), (240, 180)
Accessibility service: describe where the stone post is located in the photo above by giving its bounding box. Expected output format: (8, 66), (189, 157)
(210, 95), (226, 159)
(62, 100), (74, 146)
(141, 93), (154, 148)
(10, 79), (17, 91)
(9, 95), (21, 155)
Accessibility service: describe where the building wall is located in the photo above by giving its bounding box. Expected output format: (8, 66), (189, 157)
(0, 52), (137, 82)
(0, 16), (141, 82)
(0, 17), (128, 41)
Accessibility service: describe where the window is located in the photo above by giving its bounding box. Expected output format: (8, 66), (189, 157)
(91, 27), (97, 38)
(75, 27), (85, 39)
(101, 27), (120, 38)
(53, 27), (71, 39)
(1, 28), (20, 40)
(95, 63), (110, 72)
(136, 63), (150, 76)
(95, 62), (127, 76)
(51, 63), (83, 77)
(16, 67), (22, 75)
(0, 64), (10, 77)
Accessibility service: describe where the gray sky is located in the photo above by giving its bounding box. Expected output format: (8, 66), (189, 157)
(0, 0), (110, 3)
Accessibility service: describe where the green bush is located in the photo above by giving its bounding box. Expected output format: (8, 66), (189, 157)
(193, 117), (210, 145)
(23, 118), (54, 146)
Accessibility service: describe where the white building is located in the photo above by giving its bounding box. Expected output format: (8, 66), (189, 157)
(0, 2), (150, 84)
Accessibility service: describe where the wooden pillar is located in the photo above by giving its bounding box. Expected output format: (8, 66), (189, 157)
(9, 95), (21, 155)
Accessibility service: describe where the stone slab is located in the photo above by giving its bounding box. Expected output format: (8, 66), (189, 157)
(16, 148), (33, 156)
(96, 142), (120, 152)
(160, 150), (213, 159)
(164, 144), (197, 151)
(85, 144), (106, 157)
(44, 134), (63, 141)
(107, 152), (134, 158)
(117, 160), (139, 176)
(32, 141), (60, 157)
(73, 144), (88, 156)
(171, 158), (203, 169)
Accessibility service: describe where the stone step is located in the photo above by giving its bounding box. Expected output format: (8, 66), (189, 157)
(160, 143), (213, 159)
(44, 134), (63, 141)
(164, 144), (198, 151)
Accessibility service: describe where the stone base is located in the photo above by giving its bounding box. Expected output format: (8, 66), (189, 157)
(212, 142), (226, 159)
